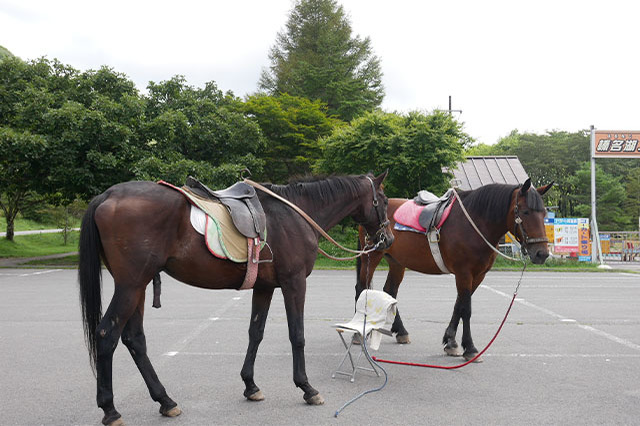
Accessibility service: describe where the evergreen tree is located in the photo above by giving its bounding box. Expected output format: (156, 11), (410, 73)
(259, 0), (384, 121)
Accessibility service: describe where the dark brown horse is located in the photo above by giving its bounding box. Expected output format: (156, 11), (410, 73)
(356, 179), (552, 361)
(79, 173), (393, 426)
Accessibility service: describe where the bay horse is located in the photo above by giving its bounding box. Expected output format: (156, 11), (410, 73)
(355, 178), (552, 361)
(78, 172), (393, 426)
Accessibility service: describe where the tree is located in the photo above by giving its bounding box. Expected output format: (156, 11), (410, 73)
(0, 127), (48, 240)
(259, 0), (384, 121)
(243, 93), (341, 182)
(317, 110), (469, 197)
(138, 77), (265, 187)
(470, 130), (591, 218)
(623, 167), (640, 229)
(568, 163), (631, 230)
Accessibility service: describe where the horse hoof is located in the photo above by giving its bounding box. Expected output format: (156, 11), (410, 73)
(161, 406), (182, 417)
(102, 413), (123, 426)
(463, 352), (483, 362)
(444, 346), (462, 357)
(246, 390), (265, 401)
(305, 394), (325, 405)
(396, 334), (411, 344)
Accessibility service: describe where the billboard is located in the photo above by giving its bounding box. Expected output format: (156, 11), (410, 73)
(554, 218), (591, 260)
(594, 131), (640, 158)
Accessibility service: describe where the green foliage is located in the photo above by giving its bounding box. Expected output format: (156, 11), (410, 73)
(0, 231), (79, 258)
(0, 57), (146, 202)
(477, 130), (639, 231)
(259, 0), (384, 121)
(0, 45), (15, 61)
(0, 126), (48, 240)
(137, 77), (265, 187)
(243, 93), (341, 182)
(568, 163), (631, 230)
(317, 110), (468, 197)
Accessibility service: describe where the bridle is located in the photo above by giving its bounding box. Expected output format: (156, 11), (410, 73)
(362, 176), (390, 250)
(513, 187), (549, 256)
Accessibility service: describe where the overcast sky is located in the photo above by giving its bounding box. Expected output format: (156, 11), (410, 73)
(2, 0), (638, 144)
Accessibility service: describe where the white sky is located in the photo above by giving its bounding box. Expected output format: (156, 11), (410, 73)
(1, 0), (638, 144)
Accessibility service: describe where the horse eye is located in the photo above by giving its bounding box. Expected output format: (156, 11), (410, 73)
(523, 210), (530, 216)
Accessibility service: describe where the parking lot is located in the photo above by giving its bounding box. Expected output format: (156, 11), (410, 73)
(1, 268), (639, 425)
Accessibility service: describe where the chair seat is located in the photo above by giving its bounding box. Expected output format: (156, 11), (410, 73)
(332, 290), (397, 382)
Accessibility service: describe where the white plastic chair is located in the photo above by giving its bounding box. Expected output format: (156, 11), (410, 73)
(332, 289), (397, 382)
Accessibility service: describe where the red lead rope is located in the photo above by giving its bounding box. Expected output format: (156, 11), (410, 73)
(372, 291), (517, 369)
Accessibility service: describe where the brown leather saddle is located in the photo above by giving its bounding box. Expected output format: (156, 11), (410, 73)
(185, 177), (266, 241)
(414, 188), (455, 231)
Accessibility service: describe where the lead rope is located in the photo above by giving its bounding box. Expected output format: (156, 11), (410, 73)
(244, 179), (382, 260)
(372, 187), (529, 369)
(372, 261), (527, 369)
(334, 256), (389, 417)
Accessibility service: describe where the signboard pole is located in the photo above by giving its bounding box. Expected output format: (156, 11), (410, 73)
(590, 125), (603, 264)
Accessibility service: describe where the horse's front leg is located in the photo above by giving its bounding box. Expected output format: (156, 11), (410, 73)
(281, 276), (324, 405)
(241, 286), (275, 401)
(443, 295), (463, 356)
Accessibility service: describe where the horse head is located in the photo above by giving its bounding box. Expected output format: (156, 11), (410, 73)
(356, 171), (394, 251)
(512, 178), (553, 264)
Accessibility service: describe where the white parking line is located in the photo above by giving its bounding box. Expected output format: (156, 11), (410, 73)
(0, 269), (63, 277)
(162, 293), (248, 357)
(482, 284), (640, 352)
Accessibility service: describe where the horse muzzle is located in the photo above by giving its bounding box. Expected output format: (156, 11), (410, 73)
(528, 246), (549, 264)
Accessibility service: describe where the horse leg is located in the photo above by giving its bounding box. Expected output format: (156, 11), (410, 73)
(96, 286), (143, 426)
(383, 255), (410, 344)
(442, 296), (463, 356)
(241, 286), (275, 401)
(458, 287), (480, 361)
(281, 277), (324, 405)
(120, 294), (180, 418)
(353, 250), (384, 344)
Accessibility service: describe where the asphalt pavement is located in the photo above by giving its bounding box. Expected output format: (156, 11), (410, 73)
(0, 268), (639, 425)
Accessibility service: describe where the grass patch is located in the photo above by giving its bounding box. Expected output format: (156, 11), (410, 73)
(491, 255), (601, 271)
(0, 231), (79, 258)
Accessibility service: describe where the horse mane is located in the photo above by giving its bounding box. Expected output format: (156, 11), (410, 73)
(263, 174), (364, 205)
(457, 183), (545, 222)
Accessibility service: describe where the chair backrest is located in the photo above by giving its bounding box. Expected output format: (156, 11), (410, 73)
(354, 289), (397, 331)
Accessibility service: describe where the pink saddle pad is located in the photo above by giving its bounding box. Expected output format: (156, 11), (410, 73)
(393, 200), (426, 232)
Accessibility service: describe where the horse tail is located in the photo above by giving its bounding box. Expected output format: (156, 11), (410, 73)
(78, 192), (108, 373)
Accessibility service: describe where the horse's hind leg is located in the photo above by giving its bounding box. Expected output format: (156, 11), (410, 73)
(241, 286), (275, 401)
(95, 286), (143, 426)
(120, 294), (180, 418)
(383, 255), (410, 344)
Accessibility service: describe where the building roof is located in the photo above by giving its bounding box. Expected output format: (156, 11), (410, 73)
(445, 156), (529, 190)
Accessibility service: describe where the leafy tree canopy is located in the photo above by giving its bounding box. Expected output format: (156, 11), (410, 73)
(259, 0), (384, 121)
(243, 93), (342, 183)
(138, 76), (265, 187)
(317, 110), (469, 197)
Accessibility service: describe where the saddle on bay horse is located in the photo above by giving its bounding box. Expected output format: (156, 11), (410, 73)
(393, 188), (457, 274)
(184, 176), (266, 241)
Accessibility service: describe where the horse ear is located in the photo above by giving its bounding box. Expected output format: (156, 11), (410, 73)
(537, 181), (554, 196)
(520, 178), (531, 194)
(373, 170), (389, 187)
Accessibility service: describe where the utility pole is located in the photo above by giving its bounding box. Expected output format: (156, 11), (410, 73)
(446, 96), (462, 115)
